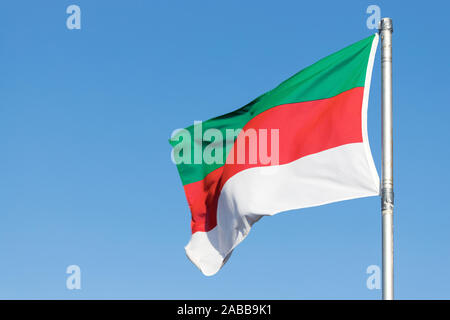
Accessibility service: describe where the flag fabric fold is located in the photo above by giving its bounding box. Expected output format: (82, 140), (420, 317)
(170, 34), (380, 276)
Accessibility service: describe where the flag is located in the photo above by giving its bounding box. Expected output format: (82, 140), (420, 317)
(169, 34), (380, 276)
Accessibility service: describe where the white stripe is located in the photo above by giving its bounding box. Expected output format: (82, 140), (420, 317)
(186, 143), (380, 276)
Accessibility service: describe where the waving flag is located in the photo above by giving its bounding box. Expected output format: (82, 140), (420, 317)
(170, 34), (380, 276)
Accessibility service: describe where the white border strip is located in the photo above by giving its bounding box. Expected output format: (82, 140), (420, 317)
(361, 33), (380, 193)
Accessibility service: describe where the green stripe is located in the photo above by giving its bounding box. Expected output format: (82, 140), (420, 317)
(170, 34), (375, 185)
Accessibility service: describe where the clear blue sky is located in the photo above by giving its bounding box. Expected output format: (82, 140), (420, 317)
(1, 0), (449, 299)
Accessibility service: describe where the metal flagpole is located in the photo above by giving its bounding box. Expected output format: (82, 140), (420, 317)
(379, 17), (394, 300)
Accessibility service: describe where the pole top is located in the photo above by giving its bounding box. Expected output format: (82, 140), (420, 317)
(379, 18), (393, 32)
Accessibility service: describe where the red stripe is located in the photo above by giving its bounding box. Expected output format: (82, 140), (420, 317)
(184, 87), (364, 233)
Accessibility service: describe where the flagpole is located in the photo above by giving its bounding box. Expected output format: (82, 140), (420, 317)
(379, 17), (394, 300)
